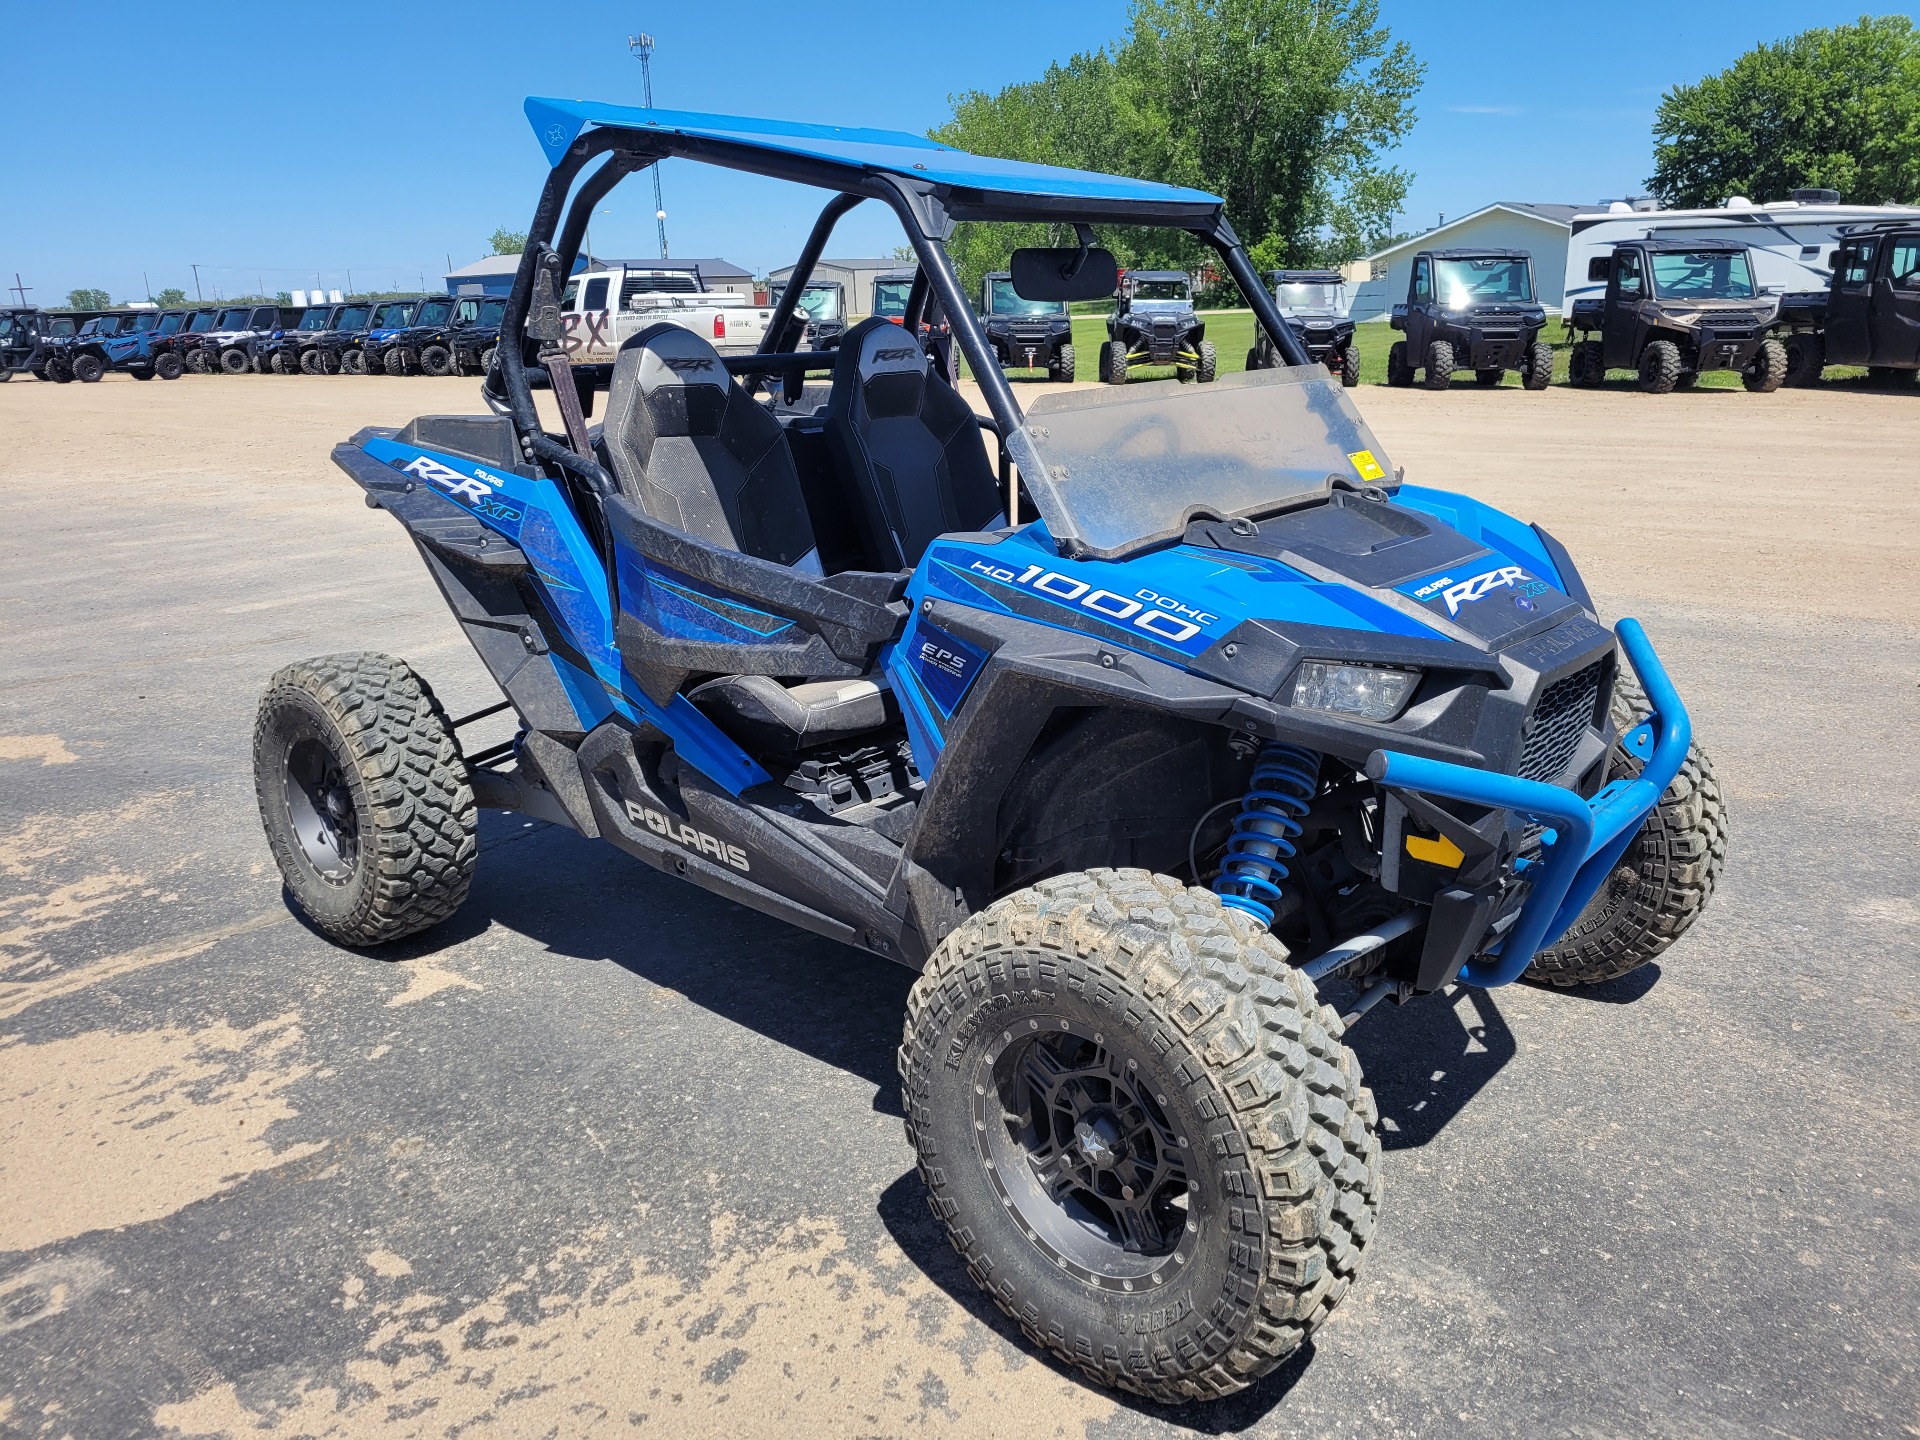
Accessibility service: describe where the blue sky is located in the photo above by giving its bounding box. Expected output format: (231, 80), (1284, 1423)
(1, 1), (1905, 304)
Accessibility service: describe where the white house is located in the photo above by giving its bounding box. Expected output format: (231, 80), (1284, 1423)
(1350, 203), (1580, 320)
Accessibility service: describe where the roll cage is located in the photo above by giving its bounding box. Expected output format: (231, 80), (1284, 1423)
(489, 99), (1313, 561)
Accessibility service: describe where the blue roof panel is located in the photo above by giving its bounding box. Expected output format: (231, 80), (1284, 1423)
(524, 97), (1221, 209)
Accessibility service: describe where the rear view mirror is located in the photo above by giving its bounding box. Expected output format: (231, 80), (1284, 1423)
(1827, 250), (1841, 268)
(1587, 257), (1612, 282)
(1010, 247), (1119, 302)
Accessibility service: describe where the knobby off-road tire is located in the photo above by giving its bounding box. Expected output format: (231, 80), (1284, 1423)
(1522, 340), (1554, 390)
(1194, 339), (1218, 383)
(1637, 339), (1682, 394)
(185, 349), (209, 374)
(269, 350), (295, 375)
(253, 653), (476, 947)
(1105, 341), (1129, 386)
(1783, 335), (1824, 388)
(418, 343), (452, 377)
(1340, 345), (1359, 387)
(1386, 340), (1412, 388)
(1052, 343), (1076, 383)
(1422, 339), (1454, 389)
(1568, 339), (1604, 388)
(341, 349), (367, 375)
(383, 347), (411, 377)
(71, 353), (105, 383)
(900, 868), (1381, 1403)
(219, 347), (251, 376)
(155, 352), (185, 380)
(1525, 672), (1726, 988)
(1744, 338), (1786, 393)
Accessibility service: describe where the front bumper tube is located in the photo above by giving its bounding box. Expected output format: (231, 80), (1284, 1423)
(1365, 619), (1691, 987)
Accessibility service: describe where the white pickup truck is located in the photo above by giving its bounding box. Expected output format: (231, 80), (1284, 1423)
(558, 264), (779, 360)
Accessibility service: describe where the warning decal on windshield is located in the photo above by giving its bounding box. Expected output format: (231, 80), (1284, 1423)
(1347, 449), (1387, 483)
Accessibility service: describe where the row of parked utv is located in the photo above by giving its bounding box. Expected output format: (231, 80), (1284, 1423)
(0, 295), (507, 384)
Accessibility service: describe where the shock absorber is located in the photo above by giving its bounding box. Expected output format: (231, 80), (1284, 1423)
(1212, 742), (1322, 927)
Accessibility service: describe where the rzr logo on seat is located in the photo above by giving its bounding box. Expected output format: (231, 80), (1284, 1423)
(1436, 565), (1526, 616)
(402, 453), (495, 505)
(624, 798), (750, 872)
(873, 347), (918, 362)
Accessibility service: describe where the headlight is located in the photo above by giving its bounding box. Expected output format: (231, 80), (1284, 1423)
(1290, 662), (1419, 721)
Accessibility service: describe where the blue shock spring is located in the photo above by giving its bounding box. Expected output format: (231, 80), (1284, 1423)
(1212, 742), (1322, 927)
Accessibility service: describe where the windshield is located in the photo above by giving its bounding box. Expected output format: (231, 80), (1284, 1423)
(1019, 367), (1395, 560)
(215, 308), (250, 329)
(156, 312), (184, 335)
(1649, 250), (1756, 299)
(78, 318), (111, 336)
(0, 316), (13, 338)
(874, 279), (913, 318)
(413, 299), (452, 326)
(476, 299), (505, 326)
(1433, 258), (1532, 306)
(1129, 279), (1189, 302)
(774, 285), (840, 323)
(1274, 281), (1343, 315)
(986, 278), (1064, 317)
(187, 312), (215, 332)
(131, 312), (161, 332)
(335, 304), (371, 330)
(371, 303), (411, 327)
(298, 308), (333, 330)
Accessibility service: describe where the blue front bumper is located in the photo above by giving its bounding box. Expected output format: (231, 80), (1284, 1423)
(1365, 618), (1691, 987)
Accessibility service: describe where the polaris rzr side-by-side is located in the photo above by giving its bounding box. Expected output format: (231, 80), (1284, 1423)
(1568, 239), (1785, 394)
(979, 269), (1075, 380)
(1103, 269), (1213, 383)
(69, 308), (190, 381)
(1249, 269), (1357, 386)
(255, 98), (1726, 1406)
(1388, 249), (1552, 390)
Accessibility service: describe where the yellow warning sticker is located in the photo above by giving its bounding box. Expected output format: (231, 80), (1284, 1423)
(1405, 833), (1465, 869)
(1348, 449), (1387, 483)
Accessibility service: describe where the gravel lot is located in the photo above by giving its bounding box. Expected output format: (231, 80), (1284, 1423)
(2, 372), (1916, 1438)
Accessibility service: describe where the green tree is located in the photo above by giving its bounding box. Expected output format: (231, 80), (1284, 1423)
(1649, 16), (1920, 208)
(155, 287), (188, 307)
(935, 0), (1422, 296)
(65, 288), (112, 310)
(489, 227), (529, 256)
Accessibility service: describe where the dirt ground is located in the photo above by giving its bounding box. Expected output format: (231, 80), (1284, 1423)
(1, 372), (1916, 1438)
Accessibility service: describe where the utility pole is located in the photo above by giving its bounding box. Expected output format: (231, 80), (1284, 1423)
(628, 32), (670, 259)
(191, 264), (203, 302)
(143, 271), (152, 302)
(9, 274), (29, 307)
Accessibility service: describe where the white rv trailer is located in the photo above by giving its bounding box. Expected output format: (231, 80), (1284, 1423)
(1562, 195), (1920, 316)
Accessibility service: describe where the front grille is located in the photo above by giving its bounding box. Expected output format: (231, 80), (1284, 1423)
(1519, 661), (1604, 783)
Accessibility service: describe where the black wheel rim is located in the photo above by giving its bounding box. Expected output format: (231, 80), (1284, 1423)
(976, 1018), (1197, 1292)
(281, 735), (360, 883)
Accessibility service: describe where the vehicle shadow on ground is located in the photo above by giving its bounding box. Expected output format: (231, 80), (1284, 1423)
(875, 1170), (1318, 1432)
(1328, 981), (1518, 1150)
(1527, 963), (1663, 1005)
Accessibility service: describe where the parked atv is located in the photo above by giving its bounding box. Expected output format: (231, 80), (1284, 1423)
(194, 304), (284, 375)
(448, 296), (508, 376)
(1, 308), (99, 381)
(256, 97), (1724, 1407)
(1388, 249), (1551, 390)
(353, 299), (427, 376)
(260, 305), (340, 374)
(1102, 270), (1212, 383)
(980, 270), (1075, 380)
(70, 309), (192, 381)
(1568, 239), (1784, 394)
(771, 280), (847, 351)
(1773, 223), (1920, 387)
(303, 301), (378, 374)
(367, 296), (461, 376)
(167, 309), (221, 372)
(1249, 269), (1358, 386)
(874, 267), (956, 379)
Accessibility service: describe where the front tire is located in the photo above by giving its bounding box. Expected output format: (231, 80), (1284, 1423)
(1525, 672), (1726, 988)
(155, 352), (185, 380)
(900, 868), (1381, 1402)
(219, 347), (251, 375)
(253, 653), (477, 947)
(1422, 339), (1454, 389)
(71, 353), (105, 383)
(269, 350), (295, 375)
(1340, 345), (1360, 387)
(1569, 339), (1605, 388)
(1386, 340), (1412, 387)
(1743, 338), (1786, 393)
(1194, 339), (1217, 383)
(418, 343), (452, 377)
(1051, 342), (1076, 383)
(1104, 340), (1129, 385)
(1522, 340), (1553, 390)
(1637, 339), (1682, 394)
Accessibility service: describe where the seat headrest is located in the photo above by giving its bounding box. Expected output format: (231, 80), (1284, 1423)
(841, 318), (928, 418)
(619, 322), (732, 435)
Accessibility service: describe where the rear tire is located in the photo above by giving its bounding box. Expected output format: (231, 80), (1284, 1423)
(1525, 672), (1726, 988)
(299, 348), (324, 375)
(186, 349), (210, 374)
(1743, 338), (1786, 393)
(1194, 339), (1217, 383)
(1782, 335), (1823, 387)
(1422, 339), (1454, 389)
(219, 347), (251, 375)
(1637, 339), (1682, 394)
(268, 350), (294, 375)
(341, 349), (366, 375)
(418, 343), (452, 377)
(72, 353), (105, 383)
(155, 352), (185, 380)
(253, 653), (477, 948)
(1386, 340), (1412, 387)
(900, 868), (1380, 1402)
(1569, 339), (1605, 387)
(1340, 345), (1359, 387)
(1522, 340), (1553, 390)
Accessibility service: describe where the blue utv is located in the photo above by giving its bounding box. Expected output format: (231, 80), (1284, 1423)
(253, 98), (1727, 1404)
